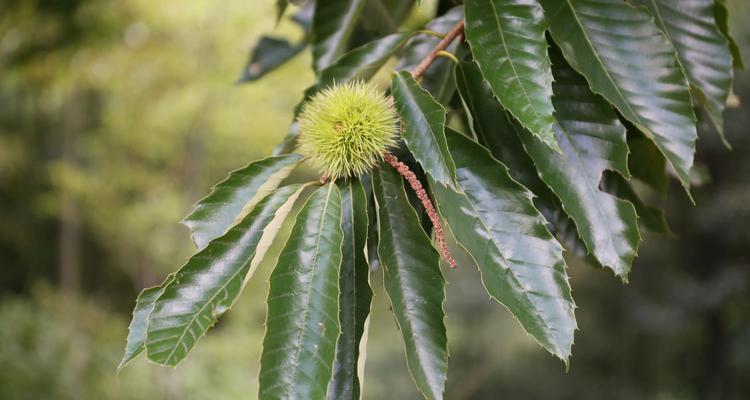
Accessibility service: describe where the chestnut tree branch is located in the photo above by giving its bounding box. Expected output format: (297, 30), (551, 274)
(410, 20), (465, 80)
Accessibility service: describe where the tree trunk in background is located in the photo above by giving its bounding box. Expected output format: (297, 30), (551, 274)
(58, 96), (81, 292)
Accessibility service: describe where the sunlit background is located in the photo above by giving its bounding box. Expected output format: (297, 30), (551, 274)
(1, 1), (749, 399)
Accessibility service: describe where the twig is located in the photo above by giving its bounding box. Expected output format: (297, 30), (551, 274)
(410, 20), (465, 81)
(383, 153), (457, 269)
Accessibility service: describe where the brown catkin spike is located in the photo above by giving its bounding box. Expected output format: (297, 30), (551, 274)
(383, 153), (457, 269)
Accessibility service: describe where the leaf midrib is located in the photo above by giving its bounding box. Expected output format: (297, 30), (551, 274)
(346, 182), (362, 386)
(284, 184), (335, 398)
(397, 75), (452, 180)
(456, 179), (561, 354)
(555, 124), (624, 272)
(159, 247), (254, 365)
(485, 0), (547, 127)
(561, 0), (643, 127)
(377, 171), (444, 398)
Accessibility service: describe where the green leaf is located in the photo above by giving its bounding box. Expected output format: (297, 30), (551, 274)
(145, 185), (307, 366)
(714, 0), (745, 69)
(522, 51), (641, 279)
(238, 36), (305, 83)
(303, 31), (415, 109)
(362, 0), (416, 35)
(118, 274), (175, 370)
(259, 184), (344, 400)
(460, 52), (639, 278)
(455, 61), (553, 205)
(628, 132), (668, 194)
(372, 166), (448, 400)
(327, 179), (372, 400)
(601, 171), (672, 235)
(182, 154), (303, 250)
(397, 7), (464, 104)
(392, 71), (457, 189)
(318, 32), (414, 87)
(431, 129), (577, 361)
(464, 0), (559, 151)
(456, 61), (596, 269)
(539, 0), (698, 194)
(632, 0), (734, 147)
(312, 0), (368, 71)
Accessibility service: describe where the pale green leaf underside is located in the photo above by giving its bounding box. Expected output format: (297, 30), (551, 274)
(181, 153), (302, 250)
(465, 0), (559, 151)
(259, 184), (344, 400)
(432, 129), (576, 361)
(145, 185), (305, 366)
(539, 0), (697, 193)
(632, 0), (733, 146)
(392, 71), (457, 189)
(373, 166), (448, 400)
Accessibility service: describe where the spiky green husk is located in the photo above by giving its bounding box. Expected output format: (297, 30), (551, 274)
(297, 81), (397, 180)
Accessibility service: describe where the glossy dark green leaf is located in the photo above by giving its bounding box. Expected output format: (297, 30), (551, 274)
(538, 55), (640, 278)
(318, 32), (413, 87)
(464, 0), (558, 151)
(431, 130), (577, 361)
(513, 51), (640, 279)
(539, 0), (698, 193)
(455, 61), (553, 205)
(312, 0), (368, 71)
(456, 61), (602, 270)
(238, 37), (305, 83)
(545, 206), (604, 270)
(145, 185), (307, 366)
(327, 179), (372, 400)
(714, 0), (745, 69)
(118, 274), (174, 370)
(303, 32), (415, 108)
(372, 166), (447, 400)
(632, 0), (734, 146)
(601, 171), (672, 235)
(397, 7), (464, 104)
(258, 184), (343, 400)
(392, 71), (457, 189)
(628, 133), (668, 194)
(182, 154), (302, 250)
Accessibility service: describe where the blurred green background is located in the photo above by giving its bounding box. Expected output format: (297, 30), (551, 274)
(1, 1), (749, 399)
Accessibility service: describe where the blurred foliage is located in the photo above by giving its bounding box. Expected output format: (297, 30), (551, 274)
(0, 0), (749, 399)
(0, 0), (314, 299)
